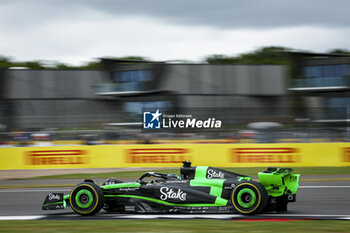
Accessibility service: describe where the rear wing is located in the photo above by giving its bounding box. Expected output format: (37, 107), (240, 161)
(258, 167), (300, 197)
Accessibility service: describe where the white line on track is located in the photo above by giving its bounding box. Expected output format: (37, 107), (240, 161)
(42, 214), (350, 220)
(259, 214), (350, 217)
(129, 214), (242, 219)
(0, 214), (350, 220)
(0, 188), (70, 193)
(0, 216), (44, 220)
(88, 214), (350, 220)
(115, 214), (242, 219)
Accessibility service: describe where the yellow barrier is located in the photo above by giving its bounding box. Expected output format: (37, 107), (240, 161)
(6, 139), (239, 146)
(7, 138), (336, 146)
(0, 143), (350, 170)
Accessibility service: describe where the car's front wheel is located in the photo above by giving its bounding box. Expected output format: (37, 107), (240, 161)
(69, 182), (104, 216)
(231, 181), (268, 215)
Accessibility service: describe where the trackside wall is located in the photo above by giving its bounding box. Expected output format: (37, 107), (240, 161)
(0, 143), (349, 170)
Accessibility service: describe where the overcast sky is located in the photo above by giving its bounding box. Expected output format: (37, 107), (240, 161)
(0, 0), (349, 65)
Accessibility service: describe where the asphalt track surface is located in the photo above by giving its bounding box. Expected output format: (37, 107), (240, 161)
(0, 181), (350, 220)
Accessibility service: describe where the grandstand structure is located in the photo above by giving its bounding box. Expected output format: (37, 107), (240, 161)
(288, 52), (350, 124)
(0, 60), (288, 130)
(0, 53), (348, 134)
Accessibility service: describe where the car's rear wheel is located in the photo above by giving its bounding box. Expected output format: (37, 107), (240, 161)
(231, 181), (268, 215)
(69, 182), (104, 216)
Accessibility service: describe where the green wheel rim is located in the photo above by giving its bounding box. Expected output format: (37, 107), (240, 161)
(237, 188), (256, 208)
(75, 189), (94, 208)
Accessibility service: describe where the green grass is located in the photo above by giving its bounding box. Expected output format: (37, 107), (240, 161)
(25, 167), (350, 180)
(0, 220), (349, 233)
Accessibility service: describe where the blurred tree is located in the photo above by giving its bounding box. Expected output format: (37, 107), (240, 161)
(0, 56), (13, 68)
(204, 46), (300, 82)
(0, 56), (45, 69)
(206, 54), (239, 64)
(328, 49), (350, 54)
(21, 61), (45, 69)
(119, 56), (149, 61)
(55, 63), (73, 69)
(2, 48), (350, 70)
(205, 46), (292, 65)
(0, 57), (105, 70)
(80, 61), (103, 69)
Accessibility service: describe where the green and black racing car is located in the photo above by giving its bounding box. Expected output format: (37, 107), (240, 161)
(42, 161), (300, 215)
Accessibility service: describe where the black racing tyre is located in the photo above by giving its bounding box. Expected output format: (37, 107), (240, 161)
(231, 181), (268, 215)
(276, 196), (288, 212)
(69, 182), (104, 216)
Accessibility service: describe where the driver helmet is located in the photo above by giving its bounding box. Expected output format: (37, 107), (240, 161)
(167, 173), (181, 180)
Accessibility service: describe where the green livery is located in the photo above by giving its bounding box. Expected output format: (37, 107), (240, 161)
(258, 167), (300, 197)
(42, 161), (300, 216)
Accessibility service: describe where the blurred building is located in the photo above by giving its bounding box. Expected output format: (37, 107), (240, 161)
(289, 52), (350, 123)
(0, 69), (123, 129)
(0, 59), (288, 130)
(98, 59), (289, 125)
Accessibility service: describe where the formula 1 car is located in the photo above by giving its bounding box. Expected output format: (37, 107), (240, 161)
(42, 161), (300, 215)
